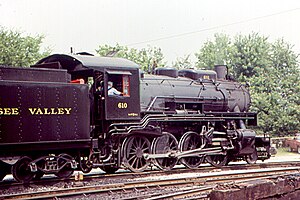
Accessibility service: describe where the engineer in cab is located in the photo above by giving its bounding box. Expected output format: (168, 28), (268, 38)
(108, 81), (122, 96)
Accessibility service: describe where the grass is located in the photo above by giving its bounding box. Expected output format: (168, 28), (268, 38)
(276, 147), (299, 156)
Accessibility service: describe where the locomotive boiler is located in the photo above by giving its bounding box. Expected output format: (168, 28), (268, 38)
(0, 53), (271, 183)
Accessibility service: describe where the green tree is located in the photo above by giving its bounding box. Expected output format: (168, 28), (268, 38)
(195, 33), (300, 136)
(195, 33), (271, 80)
(0, 27), (50, 67)
(232, 33), (271, 79)
(96, 44), (166, 72)
(172, 55), (193, 69)
(195, 33), (233, 70)
(249, 39), (300, 135)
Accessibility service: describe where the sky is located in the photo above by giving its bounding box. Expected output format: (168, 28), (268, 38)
(1, 0), (300, 65)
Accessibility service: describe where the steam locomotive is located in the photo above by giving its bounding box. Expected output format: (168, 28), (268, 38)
(0, 53), (271, 183)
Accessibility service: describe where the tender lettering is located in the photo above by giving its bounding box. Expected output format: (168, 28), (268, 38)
(51, 108), (58, 114)
(35, 108), (43, 115)
(44, 108), (51, 115)
(28, 108), (36, 115)
(11, 108), (19, 115)
(0, 107), (72, 115)
(0, 108), (20, 115)
(64, 108), (72, 115)
(57, 108), (64, 115)
(28, 107), (72, 115)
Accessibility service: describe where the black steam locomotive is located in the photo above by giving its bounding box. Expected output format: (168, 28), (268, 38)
(0, 54), (271, 183)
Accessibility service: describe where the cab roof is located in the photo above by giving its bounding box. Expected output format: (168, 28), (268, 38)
(35, 54), (139, 72)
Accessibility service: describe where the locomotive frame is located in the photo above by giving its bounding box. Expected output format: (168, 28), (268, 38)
(0, 54), (271, 183)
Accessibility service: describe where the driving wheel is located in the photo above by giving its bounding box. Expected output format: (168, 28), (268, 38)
(179, 131), (205, 169)
(151, 132), (178, 171)
(122, 135), (151, 172)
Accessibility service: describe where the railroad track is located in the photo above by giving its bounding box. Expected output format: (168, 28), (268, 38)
(1, 165), (300, 199)
(1, 160), (300, 191)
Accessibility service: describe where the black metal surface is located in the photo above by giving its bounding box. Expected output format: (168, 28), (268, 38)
(237, 129), (256, 155)
(155, 67), (178, 78)
(140, 74), (250, 113)
(0, 79), (90, 153)
(0, 66), (70, 83)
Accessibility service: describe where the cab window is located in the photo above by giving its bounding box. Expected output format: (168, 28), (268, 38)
(107, 74), (131, 97)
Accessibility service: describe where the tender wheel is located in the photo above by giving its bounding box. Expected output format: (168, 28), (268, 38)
(288, 146), (292, 152)
(100, 165), (119, 174)
(0, 160), (11, 181)
(54, 154), (74, 179)
(122, 135), (151, 172)
(79, 155), (92, 173)
(245, 149), (258, 164)
(12, 156), (34, 183)
(179, 131), (205, 169)
(206, 154), (228, 168)
(33, 170), (45, 180)
(151, 132), (179, 171)
(297, 147), (300, 154)
(0, 171), (6, 182)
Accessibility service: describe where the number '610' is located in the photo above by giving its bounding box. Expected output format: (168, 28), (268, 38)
(118, 102), (128, 109)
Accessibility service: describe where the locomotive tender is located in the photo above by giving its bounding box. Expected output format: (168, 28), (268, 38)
(0, 53), (271, 182)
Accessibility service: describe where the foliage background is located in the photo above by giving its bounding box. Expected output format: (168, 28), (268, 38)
(0, 27), (50, 67)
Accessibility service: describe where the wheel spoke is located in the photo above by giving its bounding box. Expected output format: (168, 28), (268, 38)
(137, 138), (142, 148)
(141, 140), (146, 149)
(128, 155), (136, 162)
(179, 132), (205, 169)
(152, 132), (178, 171)
(132, 140), (138, 149)
(123, 136), (150, 172)
(133, 157), (139, 167)
(139, 159), (144, 168)
(142, 147), (150, 152)
(129, 150), (137, 155)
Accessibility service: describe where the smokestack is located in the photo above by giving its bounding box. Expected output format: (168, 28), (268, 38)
(214, 65), (227, 80)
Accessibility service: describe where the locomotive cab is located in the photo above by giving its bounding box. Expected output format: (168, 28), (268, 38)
(36, 54), (141, 132)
